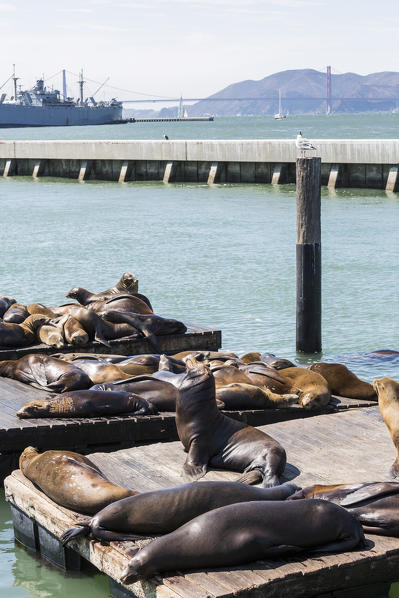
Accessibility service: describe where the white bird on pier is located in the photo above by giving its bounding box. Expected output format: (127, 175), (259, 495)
(296, 131), (317, 157)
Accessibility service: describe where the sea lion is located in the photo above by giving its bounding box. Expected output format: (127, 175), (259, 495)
(19, 447), (138, 514)
(172, 350), (238, 361)
(120, 499), (364, 583)
(60, 354), (157, 377)
(0, 314), (50, 347)
(260, 352), (295, 370)
(157, 353), (188, 373)
(38, 320), (65, 348)
(309, 363), (377, 400)
(0, 354), (92, 392)
(0, 296), (16, 318)
(27, 303), (57, 318)
(88, 294), (153, 316)
(279, 367), (331, 409)
(374, 377), (399, 477)
(212, 361), (292, 394)
(62, 315), (89, 345)
(45, 306), (111, 347)
(91, 375), (178, 411)
(176, 357), (286, 486)
(288, 481), (399, 537)
(67, 358), (133, 385)
(240, 352), (261, 364)
(61, 480), (299, 544)
(66, 273), (152, 306)
(2, 303), (29, 323)
(216, 383), (298, 410)
(104, 311), (187, 352)
(17, 389), (158, 418)
(66, 284), (153, 311)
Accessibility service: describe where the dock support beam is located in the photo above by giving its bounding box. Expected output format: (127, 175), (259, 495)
(327, 163), (339, 188)
(386, 165), (398, 192)
(118, 161), (130, 183)
(3, 159), (14, 177)
(78, 160), (89, 182)
(271, 163), (282, 184)
(296, 157), (322, 353)
(163, 161), (175, 184)
(207, 162), (218, 184)
(32, 160), (43, 179)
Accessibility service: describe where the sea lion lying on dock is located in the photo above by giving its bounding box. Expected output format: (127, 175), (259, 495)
(2, 303), (29, 323)
(279, 367), (331, 409)
(19, 447), (138, 515)
(374, 377), (399, 477)
(288, 481), (399, 537)
(67, 358), (134, 385)
(91, 376), (178, 411)
(66, 272), (152, 310)
(309, 362), (376, 400)
(0, 314), (49, 347)
(176, 357), (286, 486)
(0, 296), (16, 318)
(120, 499), (364, 583)
(17, 389), (158, 418)
(216, 382), (298, 409)
(0, 354), (92, 392)
(88, 294), (153, 316)
(61, 480), (299, 544)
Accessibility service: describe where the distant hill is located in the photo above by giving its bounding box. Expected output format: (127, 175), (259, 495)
(160, 69), (399, 116)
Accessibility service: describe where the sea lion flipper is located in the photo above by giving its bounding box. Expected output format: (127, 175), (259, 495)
(61, 523), (90, 546)
(183, 459), (208, 481)
(340, 482), (399, 506)
(236, 469), (263, 485)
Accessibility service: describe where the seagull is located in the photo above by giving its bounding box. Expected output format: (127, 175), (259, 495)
(296, 131), (316, 157)
(163, 134), (169, 140)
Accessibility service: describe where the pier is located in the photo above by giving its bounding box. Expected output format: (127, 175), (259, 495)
(1, 139), (399, 189)
(5, 405), (399, 598)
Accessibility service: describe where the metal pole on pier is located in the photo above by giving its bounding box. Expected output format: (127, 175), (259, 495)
(296, 156), (322, 353)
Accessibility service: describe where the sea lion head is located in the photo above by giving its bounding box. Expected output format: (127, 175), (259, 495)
(17, 400), (52, 418)
(374, 377), (399, 406)
(120, 272), (138, 291)
(65, 287), (82, 301)
(179, 356), (213, 393)
(299, 390), (330, 410)
(19, 446), (39, 473)
(22, 314), (51, 331)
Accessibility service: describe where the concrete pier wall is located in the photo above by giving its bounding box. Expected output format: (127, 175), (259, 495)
(1, 139), (399, 190)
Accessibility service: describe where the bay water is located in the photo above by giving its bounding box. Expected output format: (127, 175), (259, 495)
(0, 115), (398, 597)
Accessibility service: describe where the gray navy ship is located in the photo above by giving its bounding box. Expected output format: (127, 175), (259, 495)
(0, 68), (123, 128)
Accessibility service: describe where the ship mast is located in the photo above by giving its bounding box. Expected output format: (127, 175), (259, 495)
(12, 64), (19, 99)
(78, 69), (85, 103)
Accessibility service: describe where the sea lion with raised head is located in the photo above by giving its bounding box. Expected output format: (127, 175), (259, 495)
(288, 481), (399, 537)
(0, 354), (92, 392)
(88, 294), (153, 316)
(0, 314), (50, 347)
(374, 377), (399, 477)
(19, 446), (138, 514)
(120, 499), (364, 583)
(66, 273), (152, 307)
(176, 357), (286, 486)
(17, 389), (158, 418)
(279, 366), (331, 409)
(309, 362), (376, 400)
(61, 480), (299, 544)
(2, 303), (29, 323)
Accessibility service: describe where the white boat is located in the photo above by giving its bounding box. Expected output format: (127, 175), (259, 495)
(274, 89), (287, 120)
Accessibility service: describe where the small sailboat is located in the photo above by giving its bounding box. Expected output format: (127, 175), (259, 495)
(274, 89), (287, 120)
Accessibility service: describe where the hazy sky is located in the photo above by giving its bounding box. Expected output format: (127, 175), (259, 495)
(1, 0), (399, 103)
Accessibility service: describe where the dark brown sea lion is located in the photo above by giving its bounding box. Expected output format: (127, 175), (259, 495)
(17, 389), (158, 418)
(0, 354), (92, 392)
(66, 284), (153, 311)
(288, 481), (399, 537)
(172, 350), (238, 361)
(66, 273), (148, 305)
(374, 377), (399, 477)
(279, 366), (331, 409)
(61, 480), (299, 544)
(216, 383), (298, 410)
(2, 303), (29, 323)
(104, 310), (187, 352)
(120, 499), (364, 583)
(176, 357), (286, 486)
(88, 295), (153, 316)
(91, 375), (178, 411)
(0, 314), (49, 347)
(157, 353), (187, 373)
(19, 446), (138, 515)
(309, 362), (377, 400)
(260, 352), (295, 370)
(0, 296), (16, 317)
(61, 354), (156, 377)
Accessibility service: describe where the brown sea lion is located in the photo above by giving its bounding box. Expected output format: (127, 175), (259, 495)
(59, 315), (89, 346)
(216, 383), (298, 410)
(104, 310), (187, 352)
(172, 350), (239, 361)
(2, 303), (29, 323)
(19, 447), (138, 515)
(88, 294), (153, 316)
(66, 284), (153, 311)
(17, 389), (158, 418)
(0, 354), (92, 392)
(68, 359), (133, 384)
(176, 357), (286, 486)
(91, 375), (178, 411)
(157, 353), (188, 373)
(212, 362), (291, 394)
(288, 481), (399, 537)
(260, 352), (295, 370)
(120, 499), (364, 583)
(38, 321), (65, 348)
(27, 303), (57, 318)
(46, 306), (111, 347)
(309, 362), (377, 400)
(240, 352), (261, 364)
(66, 272), (144, 304)
(374, 377), (399, 477)
(61, 480), (300, 544)
(0, 296), (16, 318)
(279, 366), (331, 409)
(0, 314), (50, 347)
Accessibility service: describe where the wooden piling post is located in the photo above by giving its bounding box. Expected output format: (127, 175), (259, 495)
(296, 157), (322, 353)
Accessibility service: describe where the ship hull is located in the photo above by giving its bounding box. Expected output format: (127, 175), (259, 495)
(0, 103), (123, 128)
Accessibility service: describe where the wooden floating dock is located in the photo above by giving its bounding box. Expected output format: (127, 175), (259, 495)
(5, 405), (399, 598)
(0, 323), (221, 361)
(0, 372), (375, 481)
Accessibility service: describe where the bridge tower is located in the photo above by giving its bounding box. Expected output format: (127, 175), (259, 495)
(326, 65), (332, 114)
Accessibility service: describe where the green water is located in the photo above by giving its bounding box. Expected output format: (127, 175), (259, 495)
(0, 114), (399, 597)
